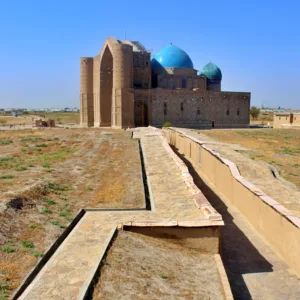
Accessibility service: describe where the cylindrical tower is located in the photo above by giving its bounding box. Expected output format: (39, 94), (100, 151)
(80, 57), (94, 127)
(111, 44), (134, 128)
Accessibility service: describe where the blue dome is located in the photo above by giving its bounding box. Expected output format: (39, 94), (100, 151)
(151, 44), (194, 69)
(199, 62), (222, 80)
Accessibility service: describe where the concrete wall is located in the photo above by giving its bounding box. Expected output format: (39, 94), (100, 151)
(126, 226), (220, 253)
(164, 127), (300, 277)
(152, 89), (250, 128)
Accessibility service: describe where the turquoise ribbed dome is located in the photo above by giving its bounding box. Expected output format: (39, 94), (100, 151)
(199, 62), (222, 80)
(151, 44), (194, 69)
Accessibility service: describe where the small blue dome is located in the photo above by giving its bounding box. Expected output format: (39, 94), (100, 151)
(199, 62), (222, 80)
(151, 44), (194, 69)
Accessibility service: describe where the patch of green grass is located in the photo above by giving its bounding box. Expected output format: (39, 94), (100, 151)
(159, 274), (168, 279)
(293, 163), (300, 167)
(0, 140), (13, 145)
(21, 241), (34, 248)
(87, 186), (93, 191)
(28, 164), (34, 167)
(15, 165), (27, 171)
(44, 168), (53, 173)
(40, 207), (52, 214)
(32, 250), (43, 258)
(35, 143), (47, 148)
(0, 175), (14, 179)
(0, 245), (14, 253)
(47, 138), (52, 141)
(21, 148), (28, 152)
(29, 223), (43, 230)
(53, 137), (59, 140)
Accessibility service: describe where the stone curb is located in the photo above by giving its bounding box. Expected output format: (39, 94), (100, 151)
(167, 128), (300, 229)
(214, 254), (234, 300)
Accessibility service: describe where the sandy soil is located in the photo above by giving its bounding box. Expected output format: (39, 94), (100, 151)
(93, 231), (225, 300)
(0, 128), (144, 298)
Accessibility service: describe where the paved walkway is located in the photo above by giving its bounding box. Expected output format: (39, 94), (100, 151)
(175, 129), (300, 300)
(18, 128), (223, 300)
(177, 128), (300, 217)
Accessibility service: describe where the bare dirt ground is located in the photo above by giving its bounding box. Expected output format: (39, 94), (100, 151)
(92, 231), (225, 300)
(0, 128), (144, 299)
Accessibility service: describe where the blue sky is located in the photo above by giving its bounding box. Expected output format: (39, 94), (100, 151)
(0, 0), (299, 109)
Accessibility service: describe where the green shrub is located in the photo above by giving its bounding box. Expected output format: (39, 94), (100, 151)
(162, 121), (172, 128)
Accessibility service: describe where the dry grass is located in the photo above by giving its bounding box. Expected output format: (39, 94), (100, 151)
(93, 231), (225, 300)
(197, 129), (300, 187)
(0, 128), (144, 299)
(43, 112), (80, 124)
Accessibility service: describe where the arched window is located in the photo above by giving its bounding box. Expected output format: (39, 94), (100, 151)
(181, 77), (187, 88)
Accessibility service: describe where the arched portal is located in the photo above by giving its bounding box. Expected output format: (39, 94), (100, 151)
(99, 46), (113, 126)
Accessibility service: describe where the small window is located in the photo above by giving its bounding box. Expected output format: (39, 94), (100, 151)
(182, 77), (187, 88)
(197, 109), (200, 115)
(226, 110), (230, 116)
(164, 102), (167, 115)
(181, 103), (184, 111)
(146, 62), (148, 67)
(237, 108), (240, 116)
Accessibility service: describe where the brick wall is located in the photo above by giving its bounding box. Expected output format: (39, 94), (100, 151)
(150, 89), (250, 128)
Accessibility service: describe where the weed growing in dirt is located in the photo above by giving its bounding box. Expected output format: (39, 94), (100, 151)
(42, 197), (56, 205)
(53, 137), (59, 140)
(159, 274), (168, 279)
(21, 241), (34, 248)
(40, 207), (52, 214)
(0, 140), (13, 145)
(20, 137), (42, 143)
(0, 279), (8, 299)
(42, 162), (50, 168)
(49, 220), (67, 229)
(87, 187), (93, 191)
(35, 144), (47, 148)
(0, 245), (14, 253)
(0, 175), (14, 179)
(29, 223), (43, 230)
(32, 250), (43, 258)
(0, 157), (14, 167)
(48, 182), (71, 191)
(15, 165), (27, 171)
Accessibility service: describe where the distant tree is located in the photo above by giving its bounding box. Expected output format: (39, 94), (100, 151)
(250, 106), (260, 120)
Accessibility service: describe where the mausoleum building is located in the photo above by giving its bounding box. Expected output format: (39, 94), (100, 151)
(80, 37), (250, 128)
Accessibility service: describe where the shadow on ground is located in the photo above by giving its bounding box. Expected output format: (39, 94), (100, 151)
(171, 146), (274, 300)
